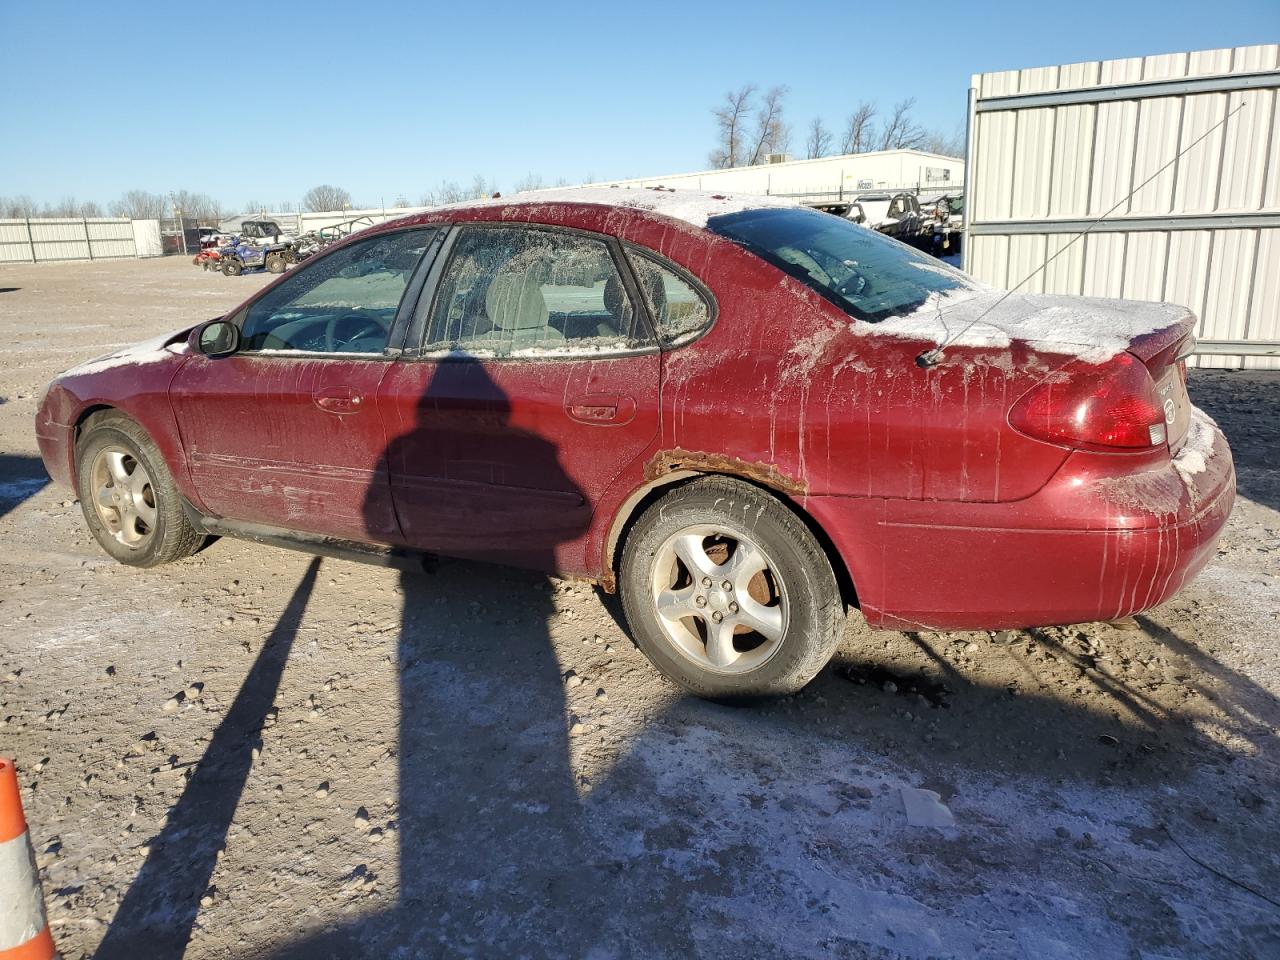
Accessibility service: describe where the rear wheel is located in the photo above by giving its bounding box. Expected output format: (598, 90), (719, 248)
(265, 253), (286, 274)
(76, 414), (205, 567)
(620, 477), (844, 701)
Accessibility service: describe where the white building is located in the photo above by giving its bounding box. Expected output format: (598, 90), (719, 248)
(587, 149), (965, 202)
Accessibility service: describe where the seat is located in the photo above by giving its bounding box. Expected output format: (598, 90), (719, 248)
(485, 267), (562, 349)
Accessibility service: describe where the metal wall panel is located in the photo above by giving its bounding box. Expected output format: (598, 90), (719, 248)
(0, 218), (140, 263)
(966, 44), (1280, 369)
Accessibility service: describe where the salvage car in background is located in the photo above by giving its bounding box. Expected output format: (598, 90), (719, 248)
(35, 189), (1234, 700)
(856, 191), (922, 242)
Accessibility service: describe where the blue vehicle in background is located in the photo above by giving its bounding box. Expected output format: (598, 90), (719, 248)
(218, 235), (293, 276)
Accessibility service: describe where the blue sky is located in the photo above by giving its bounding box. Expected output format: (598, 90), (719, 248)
(1, 0), (1276, 209)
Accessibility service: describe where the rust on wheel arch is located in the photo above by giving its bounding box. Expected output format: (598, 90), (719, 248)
(599, 451), (807, 594)
(643, 448), (807, 498)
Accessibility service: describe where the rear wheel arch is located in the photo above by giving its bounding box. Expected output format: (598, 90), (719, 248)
(604, 470), (858, 611)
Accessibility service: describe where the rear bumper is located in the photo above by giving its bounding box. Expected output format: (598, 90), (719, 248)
(807, 422), (1235, 631)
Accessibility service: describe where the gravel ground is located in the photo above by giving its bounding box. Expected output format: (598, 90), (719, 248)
(1, 257), (1277, 959)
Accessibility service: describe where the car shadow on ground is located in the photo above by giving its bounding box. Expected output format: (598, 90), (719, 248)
(0, 453), (49, 520)
(92, 366), (1280, 957)
(94, 558), (322, 960)
(87, 552), (1280, 958)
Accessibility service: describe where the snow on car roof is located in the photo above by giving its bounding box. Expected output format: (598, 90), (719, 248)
(438, 186), (803, 229)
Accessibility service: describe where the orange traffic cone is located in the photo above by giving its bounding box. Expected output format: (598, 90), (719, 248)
(0, 758), (55, 959)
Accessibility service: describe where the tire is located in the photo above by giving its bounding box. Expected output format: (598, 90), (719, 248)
(619, 477), (844, 701)
(221, 259), (242, 276)
(75, 413), (205, 568)
(265, 254), (286, 274)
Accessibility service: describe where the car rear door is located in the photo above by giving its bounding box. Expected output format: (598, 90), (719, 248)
(170, 227), (442, 542)
(375, 223), (661, 575)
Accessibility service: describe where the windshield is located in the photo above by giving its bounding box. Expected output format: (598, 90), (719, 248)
(707, 207), (973, 322)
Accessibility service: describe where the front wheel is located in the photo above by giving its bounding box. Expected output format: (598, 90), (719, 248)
(221, 259), (242, 276)
(76, 414), (205, 567)
(619, 477), (844, 701)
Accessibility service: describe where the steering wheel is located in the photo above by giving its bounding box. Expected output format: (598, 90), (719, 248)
(324, 315), (384, 352)
(835, 266), (870, 300)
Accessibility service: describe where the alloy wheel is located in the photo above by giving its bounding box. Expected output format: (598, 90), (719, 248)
(89, 446), (157, 548)
(649, 524), (789, 673)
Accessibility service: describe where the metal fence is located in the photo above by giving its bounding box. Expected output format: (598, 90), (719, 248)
(963, 44), (1280, 369)
(0, 218), (142, 263)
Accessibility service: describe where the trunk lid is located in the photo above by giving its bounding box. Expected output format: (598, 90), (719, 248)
(908, 292), (1199, 453)
(1131, 323), (1197, 453)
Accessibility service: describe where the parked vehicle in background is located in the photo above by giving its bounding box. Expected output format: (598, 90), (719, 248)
(921, 193), (964, 256)
(216, 237), (291, 275)
(808, 201), (866, 225)
(35, 189), (1233, 701)
(857, 192), (922, 243)
(214, 216), (294, 246)
(289, 216), (378, 263)
(197, 227), (228, 249)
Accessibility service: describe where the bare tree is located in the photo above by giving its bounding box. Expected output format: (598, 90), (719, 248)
(514, 173), (546, 192)
(471, 174), (497, 199)
(40, 196), (105, 217)
(108, 190), (167, 219)
(840, 101), (878, 154)
(877, 98), (927, 151)
(420, 176), (497, 207)
(709, 84), (756, 168)
(302, 184), (353, 212)
(805, 117), (832, 159)
(0, 195), (39, 218)
(171, 190), (226, 221)
(748, 85), (790, 165)
(919, 122), (966, 158)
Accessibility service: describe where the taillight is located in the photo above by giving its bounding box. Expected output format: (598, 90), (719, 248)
(1009, 352), (1167, 451)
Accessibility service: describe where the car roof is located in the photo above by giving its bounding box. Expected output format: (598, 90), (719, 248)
(376, 187), (805, 234)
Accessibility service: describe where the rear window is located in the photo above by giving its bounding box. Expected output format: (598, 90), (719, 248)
(707, 207), (973, 322)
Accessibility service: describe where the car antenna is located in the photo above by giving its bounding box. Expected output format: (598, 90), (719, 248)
(915, 97), (1247, 369)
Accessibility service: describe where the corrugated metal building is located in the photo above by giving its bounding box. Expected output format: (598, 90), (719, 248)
(963, 44), (1280, 368)
(588, 149), (965, 202)
(0, 218), (154, 263)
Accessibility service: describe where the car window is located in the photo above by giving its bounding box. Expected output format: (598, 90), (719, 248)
(424, 227), (648, 356)
(625, 250), (712, 347)
(708, 207), (975, 323)
(240, 228), (436, 354)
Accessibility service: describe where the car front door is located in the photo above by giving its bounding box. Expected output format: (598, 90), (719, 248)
(170, 227), (441, 542)
(376, 224), (661, 574)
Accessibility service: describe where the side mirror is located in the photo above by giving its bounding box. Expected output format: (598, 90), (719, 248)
(190, 319), (241, 357)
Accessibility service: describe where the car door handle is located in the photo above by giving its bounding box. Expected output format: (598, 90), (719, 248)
(566, 395), (636, 426)
(314, 387), (363, 414)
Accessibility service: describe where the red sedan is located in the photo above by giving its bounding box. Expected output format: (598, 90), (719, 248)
(35, 190), (1235, 699)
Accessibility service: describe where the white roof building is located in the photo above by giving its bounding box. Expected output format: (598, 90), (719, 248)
(587, 149), (965, 202)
